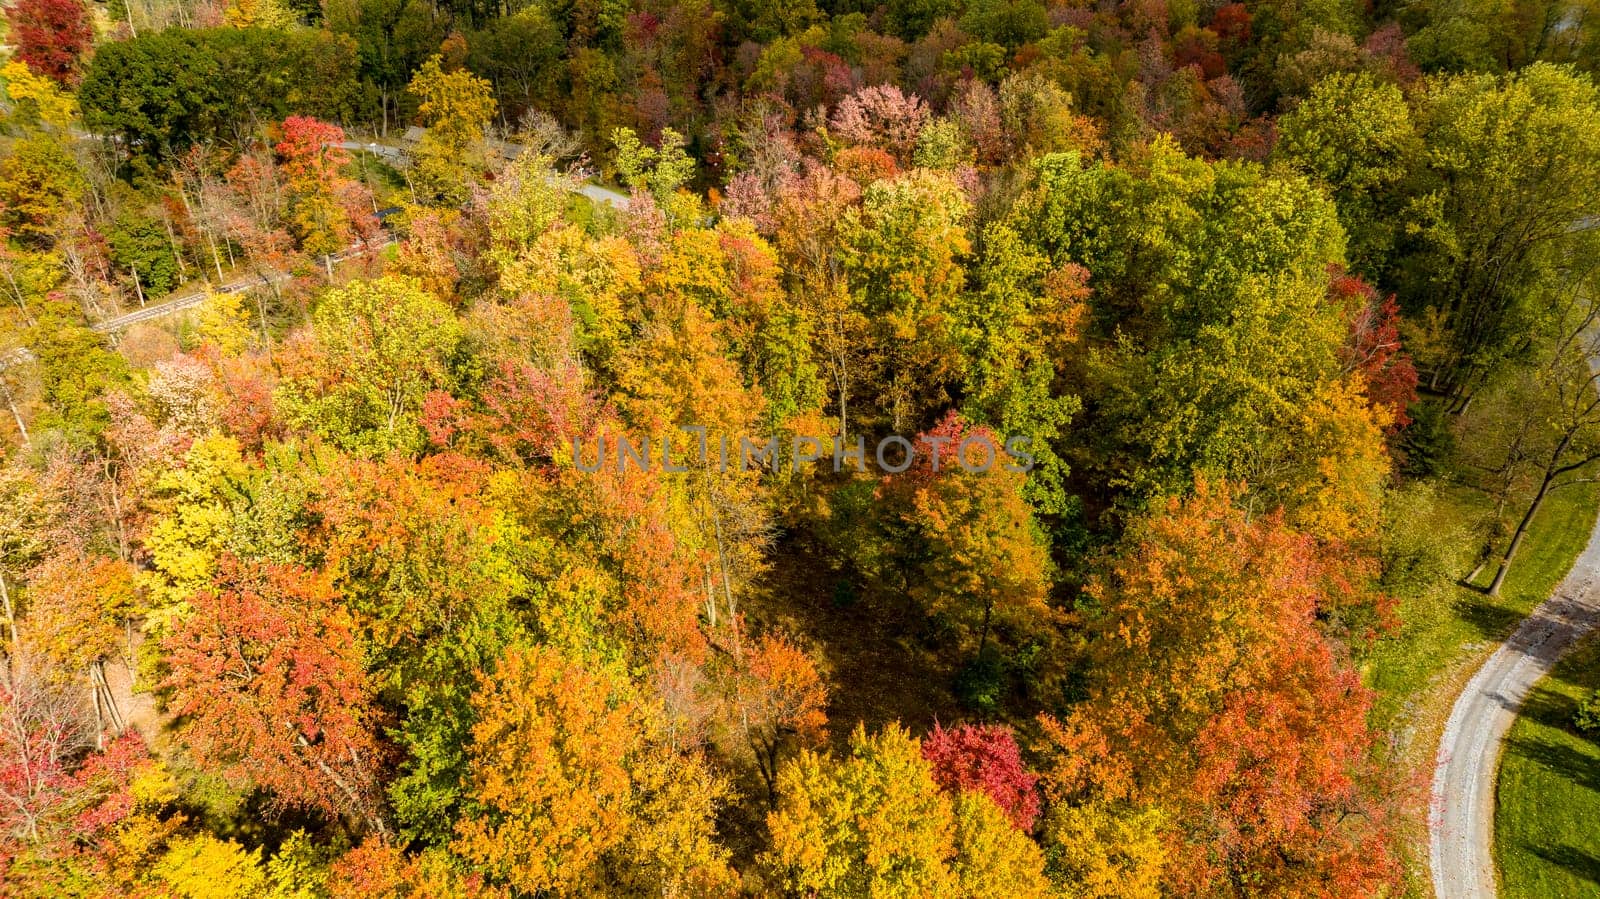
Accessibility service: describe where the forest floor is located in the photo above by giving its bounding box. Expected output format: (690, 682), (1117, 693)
(1494, 633), (1600, 897)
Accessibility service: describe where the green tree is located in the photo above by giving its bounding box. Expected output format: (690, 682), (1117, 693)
(1010, 140), (1352, 508)
(1399, 63), (1600, 404)
(79, 27), (365, 171)
(1275, 72), (1420, 274)
(611, 126), (699, 222)
(276, 275), (466, 455)
(839, 169), (971, 431)
(324, 0), (444, 134)
(106, 209), (180, 299)
(25, 298), (129, 441)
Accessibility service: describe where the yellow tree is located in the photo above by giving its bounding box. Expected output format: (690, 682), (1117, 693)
(1, 60), (76, 129)
(454, 644), (734, 898)
(764, 723), (1049, 898)
(406, 55), (496, 204)
(898, 415), (1054, 665)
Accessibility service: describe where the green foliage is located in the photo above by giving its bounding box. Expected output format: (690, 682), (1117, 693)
(79, 27), (366, 171)
(1399, 63), (1600, 392)
(1013, 140), (1351, 505)
(1276, 72), (1419, 273)
(839, 169), (970, 430)
(611, 126), (697, 216)
(277, 276), (466, 456)
(956, 223), (1083, 516)
(107, 208), (181, 298)
(1398, 399), (1458, 478)
(1575, 689), (1600, 734)
(25, 299), (130, 441)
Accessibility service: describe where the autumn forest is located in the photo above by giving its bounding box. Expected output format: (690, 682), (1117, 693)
(1, 0), (1599, 894)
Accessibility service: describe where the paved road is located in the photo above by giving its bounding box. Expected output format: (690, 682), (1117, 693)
(3, 138), (630, 361)
(88, 236), (395, 334)
(1430, 503), (1600, 897)
(335, 136), (632, 210)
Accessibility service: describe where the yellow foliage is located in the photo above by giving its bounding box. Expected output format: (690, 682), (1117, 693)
(22, 554), (139, 672)
(764, 723), (957, 898)
(1284, 375), (1392, 544)
(1, 61), (76, 129)
(454, 645), (734, 897)
(950, 791), (1052, 898)
(152, 834), (267, 899)
(224, 0), (296, 27)
(1040, 800), (1168, 899)
(195, 290), (255, 357)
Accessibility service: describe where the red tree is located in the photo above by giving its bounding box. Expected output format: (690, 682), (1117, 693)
(921, 723), (1040, 831)
(1208, 3), (1252, 49)
(1330, 269), (1419, 428)
(162, 557), (388, 835)
(0, 675), (87, 847)
(1038, 483), (1402, 896)
(7, 0), (92, 85)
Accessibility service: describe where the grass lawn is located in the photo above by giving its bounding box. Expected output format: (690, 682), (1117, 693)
(1368, 479), (1600, 734)
(1496, 633), (1600, 898)
(1364, 476), (1600, 895)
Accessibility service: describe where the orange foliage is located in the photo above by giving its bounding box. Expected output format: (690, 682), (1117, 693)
(1039, 482), (1401, 896)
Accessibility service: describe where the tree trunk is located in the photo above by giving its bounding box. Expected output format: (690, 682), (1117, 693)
(0, 379), (29, 448)
(0, 572), (17, 665)
(1490, 473), (1553, 596)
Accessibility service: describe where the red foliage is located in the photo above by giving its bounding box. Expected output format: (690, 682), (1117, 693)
(1329, 269), (1419, 429)
(921, 723), (1041, 831)
(1363, 23), (1422, 85)
(1174, 33), (1226, 79)
(210, 354), (282, 453)
(71, 733), (156, 834)
(898, 409), (1002, 485)
(1208, 3), (1252, 48)
(420, 389), (469, 449)
(477, 356), (601, 464)
(0, 676), (86, 846)
(161, 557), (388, 833)
(6, 0), (91, 84)
(1039, 484), (1403, 896)
(275, 116), (349, 181)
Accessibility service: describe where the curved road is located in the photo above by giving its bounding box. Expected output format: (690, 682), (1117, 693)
(1430, 509), (1600, 897)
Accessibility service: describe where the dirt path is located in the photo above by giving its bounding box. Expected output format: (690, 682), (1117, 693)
(1429, 513), (1600, 897)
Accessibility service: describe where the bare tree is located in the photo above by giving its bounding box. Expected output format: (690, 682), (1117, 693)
(1478, 257), (1600, 595)
(0, 668), (91, 845)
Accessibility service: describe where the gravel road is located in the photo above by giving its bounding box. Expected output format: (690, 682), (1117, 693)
(1430, 510), (1600, 897)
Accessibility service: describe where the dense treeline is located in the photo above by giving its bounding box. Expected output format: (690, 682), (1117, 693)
(2, 0), (1600, 895)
